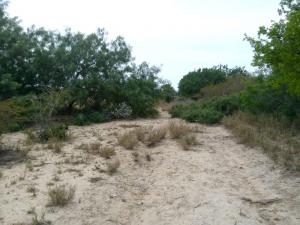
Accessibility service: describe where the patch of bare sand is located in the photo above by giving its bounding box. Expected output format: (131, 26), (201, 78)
(0, 118), (299, 225)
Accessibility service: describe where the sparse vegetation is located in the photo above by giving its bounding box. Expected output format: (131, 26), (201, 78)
(47, 142), (63, 154)
(31, 212), (51, 225)
(178, 134), (198, 150)
(145, 126), (167, 146)
(47, 185), (75, 207)
(168, 121), (191, 139)
(134, 126), (152, 143)
(223, 112), (300, 171)
(118, 131), (138, 149)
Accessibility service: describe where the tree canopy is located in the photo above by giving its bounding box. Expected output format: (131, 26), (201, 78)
(245, 0), (300, 96)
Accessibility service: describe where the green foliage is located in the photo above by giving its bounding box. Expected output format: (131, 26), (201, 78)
(169, 95), (240, 124)
(245, 0), (300, 97)
(240, 80), (300, 121)
(160, 83), (176, 102)
(37, 123), (68, 142)
(178, 65), (249, 97)
(74, 110), (110, 126)
(0, 95), (36, 134)
(0, 1), (164, 134)
(199, 75), (253, 99)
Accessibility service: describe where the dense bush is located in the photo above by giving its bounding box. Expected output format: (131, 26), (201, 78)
(240, 80), (300, 121)
(0, 1), (164, 133)
(199, 75), (253, 99)
(169, 95), (240, 124)
(0, 95), (36, 134)
(160, 83), (177, 102)
(178, 65), (248, 97)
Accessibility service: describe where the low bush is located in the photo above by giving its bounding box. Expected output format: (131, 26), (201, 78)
(0, 95), (36, 134)
(169, 95), (240, 124)
(118, 131), (138, 149)
(74, 110), (110, 126)
(37, 124), (68, 142)
(168, 121), (191, 138)
(111, 102), (132, 119)
(145, 126), (167, 146)
(178, 134), (198, 150)
(99, 146), (116, 159)
(47, 185), (75, 207)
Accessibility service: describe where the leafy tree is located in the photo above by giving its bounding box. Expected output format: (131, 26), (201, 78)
(178, 65), (228, 96)
(245, 0), (300, 96)
(160, 83), (176, 102)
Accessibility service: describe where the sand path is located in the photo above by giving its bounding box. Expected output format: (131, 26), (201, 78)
(0, 115), (299, 225)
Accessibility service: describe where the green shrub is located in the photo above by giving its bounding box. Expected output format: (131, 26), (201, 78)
(169, 95), (240, 124)
(74, 113), (89, 126)
(37, 124), (68, 142)
(0, 95), (36, 134)
(89, 111), (108, 123)
(182, 108), (223, 124)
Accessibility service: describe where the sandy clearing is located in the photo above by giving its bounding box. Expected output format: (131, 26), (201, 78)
(0, 117), (299, 225)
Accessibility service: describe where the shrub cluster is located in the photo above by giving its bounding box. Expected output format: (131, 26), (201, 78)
(169, 95), (240, 124)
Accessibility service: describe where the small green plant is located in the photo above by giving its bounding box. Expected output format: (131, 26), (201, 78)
(99, 146), (116, 159)
(118, 131), (138, 149)
(0, 171), (3, 179)
(47, 185), (75, 207)
(107, 158), (120, 175)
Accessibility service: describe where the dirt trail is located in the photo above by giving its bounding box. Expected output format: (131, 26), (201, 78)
(0, 116), (299, 225)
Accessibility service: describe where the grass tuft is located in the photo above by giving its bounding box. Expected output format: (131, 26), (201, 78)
(118, 131), (138, 149)
(47, 185), (75, 207)
(178, 134), (198, 150)
(168, 120), (192, 139)
(145, 126), (167, 146)
(99, 146), (116, 159)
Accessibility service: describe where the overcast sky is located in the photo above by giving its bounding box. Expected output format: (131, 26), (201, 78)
(7, 0), (280, 88)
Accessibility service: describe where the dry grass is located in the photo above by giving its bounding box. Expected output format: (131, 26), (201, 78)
(99, 146), (116, 159)
(31, 212), (51, 225)
(78, 142), (101, 154)
(145, 126), (167, 146)
(47, 185), (75, 207)
(223, 112), (300, 171)
(107, 158), (120, 174)
(133, 126), (152, 143)
(118, 131), (138, 149)
(47, 142), (63, 153)
(178, 134), (198, 150)
(168, 121), (192, 139)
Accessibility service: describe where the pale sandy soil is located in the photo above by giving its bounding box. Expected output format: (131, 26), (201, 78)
(0, 112), (300, 225)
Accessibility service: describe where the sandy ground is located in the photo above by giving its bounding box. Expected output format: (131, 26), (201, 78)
(0, 112), (300, 225)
